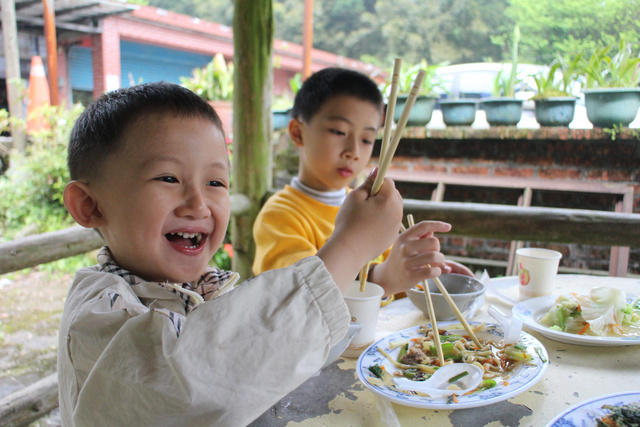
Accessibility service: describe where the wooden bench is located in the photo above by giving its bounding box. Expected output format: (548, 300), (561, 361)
(386, 170), (635, 276)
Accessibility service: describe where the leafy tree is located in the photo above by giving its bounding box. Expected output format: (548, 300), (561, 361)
(506, 0), (640, 63)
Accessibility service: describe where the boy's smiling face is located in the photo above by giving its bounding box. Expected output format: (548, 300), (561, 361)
(292, 95), (381, 191)
(91, 113), (230, 283)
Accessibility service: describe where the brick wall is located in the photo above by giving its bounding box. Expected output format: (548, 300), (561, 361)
(373, 127), (640, 276)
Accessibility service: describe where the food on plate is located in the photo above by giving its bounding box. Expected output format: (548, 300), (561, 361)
(365, 324), (537, 399)
(539, 287), (640, 337)
(596, 400), (640, 426)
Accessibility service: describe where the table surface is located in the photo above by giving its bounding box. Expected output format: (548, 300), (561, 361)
(250, 274), (640, 427)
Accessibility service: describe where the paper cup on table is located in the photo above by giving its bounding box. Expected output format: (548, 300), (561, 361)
(516, 248), (562, 299)
(342, 281), (384, 358)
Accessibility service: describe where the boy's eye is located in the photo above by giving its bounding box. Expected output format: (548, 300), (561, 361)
(362, 139), (373, 145)
(330, 129), (346, 136)
(157, 176), (178, 183)
(207, 180), (227, 188)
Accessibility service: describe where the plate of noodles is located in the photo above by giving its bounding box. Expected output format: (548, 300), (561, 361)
(545, 391), (640, 427)
(356, 321), (549, 409)
(512, 288), (640, 346)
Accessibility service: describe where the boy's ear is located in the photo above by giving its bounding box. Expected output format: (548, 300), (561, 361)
(288, 118), (304, 148)
(63, 181), (106, 228)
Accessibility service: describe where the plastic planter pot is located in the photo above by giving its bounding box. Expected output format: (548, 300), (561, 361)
(534, 97), (577, 127)
(439, 99), (477, 126)
(394, 95), (438, 127)
(480, 98), (524, 126)
(583, 88), (640, 128)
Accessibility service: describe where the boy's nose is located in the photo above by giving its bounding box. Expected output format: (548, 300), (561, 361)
(343, 136), (360, 160)
(176, 187), (210, 219)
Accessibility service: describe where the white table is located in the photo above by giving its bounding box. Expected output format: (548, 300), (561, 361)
(251, 274), (640, 426)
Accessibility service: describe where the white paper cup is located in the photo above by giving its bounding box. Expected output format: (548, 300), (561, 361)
(342, 281), (384, 358)
(516, 248), (562, 299)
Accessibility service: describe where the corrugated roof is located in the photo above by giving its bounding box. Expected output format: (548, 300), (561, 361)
(12, 0), (136, 34)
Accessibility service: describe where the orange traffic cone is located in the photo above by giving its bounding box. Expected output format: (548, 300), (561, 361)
(26, 56), (51, 133)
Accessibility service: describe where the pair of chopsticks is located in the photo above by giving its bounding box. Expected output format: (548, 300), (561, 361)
(403, 214), (481, 366)
(359, 58), (426, 293)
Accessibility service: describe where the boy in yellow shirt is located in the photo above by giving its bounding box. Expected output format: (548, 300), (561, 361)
(253, 67), (472, 291)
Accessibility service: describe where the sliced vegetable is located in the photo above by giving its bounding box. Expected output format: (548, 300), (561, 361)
(475, 379), (497, 393)
(448, 371), (469, 383)
(397, 343), (409, 363)
(368, 364), (384, 379)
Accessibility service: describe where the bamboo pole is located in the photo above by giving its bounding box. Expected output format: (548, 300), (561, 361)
(1, 0), (26, 151)
(231, 1), (273, 279)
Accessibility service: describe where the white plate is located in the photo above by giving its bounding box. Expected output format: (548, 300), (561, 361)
(545, 391), (640, 427)
(356, 322), (549, 410)
(512, 295), (640, 346)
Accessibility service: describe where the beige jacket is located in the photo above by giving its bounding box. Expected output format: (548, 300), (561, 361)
(58, 256), (350, 426)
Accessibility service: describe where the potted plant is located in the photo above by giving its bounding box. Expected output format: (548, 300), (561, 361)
(581, 39), (640, 128)
(438, 98), (477, 127)
(530, 54), (582, 127)
(181, 53), (234, 133)
(481, 25), (524, 126)
(385, 60), (445, 127)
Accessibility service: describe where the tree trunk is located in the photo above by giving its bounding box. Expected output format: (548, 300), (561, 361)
(231, 0), (273, 279)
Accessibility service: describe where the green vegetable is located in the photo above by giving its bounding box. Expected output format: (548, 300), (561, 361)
(430, 342), (462, 361)
(448, 371), (469, 383)
(397, 343), (408, 363)
(368, 364), (384, 379)
(505, 346), (533, 362)
(403, 368), (422, 380)
(535, 346), (547, 363)
(475, 379), (497, 392)
(440, 334), (463, 342)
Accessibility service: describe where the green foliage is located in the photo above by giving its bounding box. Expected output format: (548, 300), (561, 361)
(581, 39), (640, 89)
(531, 54), (582, 99)
(0, 104), (83, 244)
(181, 53), (234, 101)
(492, 25), (521, 97)
(382, 60), (446, 98)
(506, 0), (640, 64)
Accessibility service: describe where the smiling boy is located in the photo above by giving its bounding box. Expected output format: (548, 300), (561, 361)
(58, 82), (406, 426)
(253, 68), (472, 291)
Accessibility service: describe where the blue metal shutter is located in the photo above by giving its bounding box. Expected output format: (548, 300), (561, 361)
(120, 41), (212, 87)
(68, 46), (93, 91)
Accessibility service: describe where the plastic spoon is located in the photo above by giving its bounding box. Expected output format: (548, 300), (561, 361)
(393, 363), (484, 397)
(488, 305), (523, 344)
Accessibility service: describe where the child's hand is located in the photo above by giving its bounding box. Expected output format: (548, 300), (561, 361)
(368, 220), (453, 296)
(317, 168), (403, 291)
(442, 260), (474, 277)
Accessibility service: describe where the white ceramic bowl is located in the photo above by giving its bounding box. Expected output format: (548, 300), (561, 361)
(407, 273), (485, 321)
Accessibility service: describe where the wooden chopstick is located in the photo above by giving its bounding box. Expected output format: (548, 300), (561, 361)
(359, 260), (371, 292)
(404, 215), (483, 348)
(359, 60), (423, 293)
(431, 274), (482, 347)
(370, 68), (426, 196)
(379, 58), (402, 163)
(406, 215), (445, 367)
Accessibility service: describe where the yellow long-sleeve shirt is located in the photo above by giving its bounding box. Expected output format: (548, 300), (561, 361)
(253, 185), (389, 275)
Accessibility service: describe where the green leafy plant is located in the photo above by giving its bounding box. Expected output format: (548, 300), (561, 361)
(531, 54), (583, 100)
(581, 39), (640, 89)
(492, 25), (521, 97)
(181, 53), (234, 101)
(0, 104), (84, 242)
(382, 60), (446, 98)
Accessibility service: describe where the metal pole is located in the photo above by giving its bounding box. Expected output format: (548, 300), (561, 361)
(302, 0), (313, 79)
(42, 0), (59, 105)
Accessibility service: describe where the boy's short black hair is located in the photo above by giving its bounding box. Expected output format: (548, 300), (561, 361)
(291, 67), (383, 123)
(68, 81), (223, 181)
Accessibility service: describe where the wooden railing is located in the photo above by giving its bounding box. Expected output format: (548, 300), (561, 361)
(1, 197), (639, 425)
